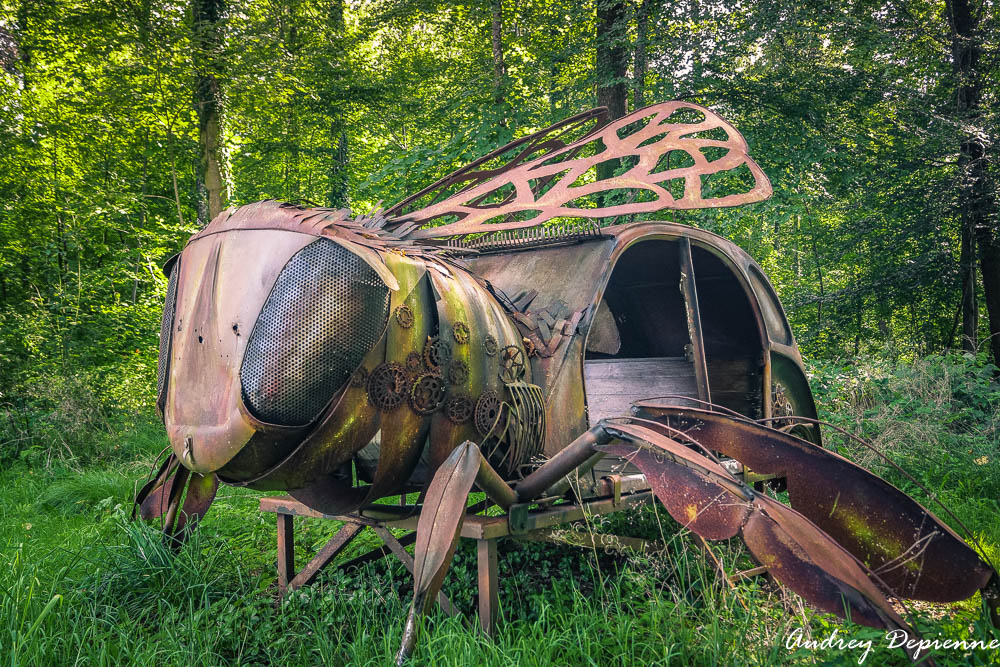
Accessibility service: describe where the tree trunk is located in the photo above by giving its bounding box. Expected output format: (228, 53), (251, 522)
(596, 0), (628, 182)
(326, 0), (349, 208)
(328, 126), (349, 208)
(192, 0), (228, 223)
(596, 0), (628, 120)
(960, 216), (977, 351)
(490, 0), (506, 122)
(632, 0), (651, 110)
(947, 0), (998, 365)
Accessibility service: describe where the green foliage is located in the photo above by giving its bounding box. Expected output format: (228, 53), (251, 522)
(1, 0), (999, 421)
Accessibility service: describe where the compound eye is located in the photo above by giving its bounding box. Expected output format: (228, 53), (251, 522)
(240, 238), (390, 426)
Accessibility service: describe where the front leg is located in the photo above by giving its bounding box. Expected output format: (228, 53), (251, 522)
(396, 441), (481, 664)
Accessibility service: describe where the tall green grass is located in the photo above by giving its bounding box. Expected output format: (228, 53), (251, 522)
(1, 353), (999, 665)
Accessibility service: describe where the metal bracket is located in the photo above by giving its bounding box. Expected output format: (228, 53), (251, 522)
(508, 502), (530, 534)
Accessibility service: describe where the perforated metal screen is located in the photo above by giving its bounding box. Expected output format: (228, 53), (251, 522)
(156, 260), (179, 404)
(240, 238), (389, 426)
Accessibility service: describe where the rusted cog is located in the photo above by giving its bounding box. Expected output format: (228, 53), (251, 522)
(350, 366), (368, 388)
(409, 373), (448, 415)
(445, 396), (474, 424)
(483, 334), (499, 357)
(395, 304), (414, 329)
(405, 351), (423, 373)
(366, 362), (408, 411)
(452, 321), (470, 344)
(498, 345), (526, 382)
(448, 360), (470, 385)
(474, 390), (504, 436)
(423, 335), (453, 370)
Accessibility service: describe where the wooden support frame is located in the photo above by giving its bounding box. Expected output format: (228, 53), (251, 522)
(261, 488), (658, 635)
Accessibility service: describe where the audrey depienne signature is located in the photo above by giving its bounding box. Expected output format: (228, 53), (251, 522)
(785, 626), (1000, 664)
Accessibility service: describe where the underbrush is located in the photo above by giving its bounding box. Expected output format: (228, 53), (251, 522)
(0, 352), (998, 665)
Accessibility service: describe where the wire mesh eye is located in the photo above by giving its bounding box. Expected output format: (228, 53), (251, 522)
(240, 238), (390, 426)
(156, 259), (180, 408)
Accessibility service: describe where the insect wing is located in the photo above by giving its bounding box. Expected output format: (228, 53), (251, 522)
(383, 108), (609, 227)
(390, 101), (773, 240)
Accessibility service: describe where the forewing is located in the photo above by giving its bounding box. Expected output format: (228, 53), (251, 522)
(387, 102), (772, 240)
(383, 108), (609, 223)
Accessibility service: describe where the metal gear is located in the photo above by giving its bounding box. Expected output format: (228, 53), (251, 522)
(445, 396), (474, 424)
(409, 373), (448, 415)
(483, 334), (499, 357)
(350, 366), (368, 388)
(366, 362), (408, 411)
(405, 351), (423, 373)
(394, 304), (414, 329)
(448, 359), (470, 385)
(499, 345), (526, 383)
(474, 390), (503, 436)
(423, 335), (452, 370)
(452, 321), (470, 344)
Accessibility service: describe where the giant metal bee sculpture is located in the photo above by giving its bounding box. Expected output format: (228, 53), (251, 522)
(137, 102), (999, 662)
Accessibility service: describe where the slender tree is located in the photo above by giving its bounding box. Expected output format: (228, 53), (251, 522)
(327, 0), (349, 208)
(947, 0), (998, 363)
(596, 0), (629, 182)
(490, 0), (506, 124)
(632, 0), (652, 110)
(192, 0), (228, 222)
(596, 0), (628, 120)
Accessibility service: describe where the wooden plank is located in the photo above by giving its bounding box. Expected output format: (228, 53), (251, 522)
(583, 356), (693, 378)
(260, 496), (506, 541)
(286, 521), (363, 592)
(277, 514), (294, 595)
(477, 539), (499, 635)
(584, 357), (699, 424)
(585, 373), (697, 390)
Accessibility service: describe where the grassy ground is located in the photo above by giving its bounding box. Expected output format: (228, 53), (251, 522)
(1, 354), (999, 665)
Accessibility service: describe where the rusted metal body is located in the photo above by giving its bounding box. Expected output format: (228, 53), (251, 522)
(136, 101), (998, 663)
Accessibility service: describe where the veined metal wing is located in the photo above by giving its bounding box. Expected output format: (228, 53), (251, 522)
(382, 108), (609, 224)
(384, 101), (772, 240)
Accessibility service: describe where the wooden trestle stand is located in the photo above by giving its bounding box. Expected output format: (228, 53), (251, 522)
(260, 476), (658, 635)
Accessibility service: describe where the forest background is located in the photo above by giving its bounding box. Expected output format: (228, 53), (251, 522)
(0, 1), (999, 664)
(0, 0), (998, 419)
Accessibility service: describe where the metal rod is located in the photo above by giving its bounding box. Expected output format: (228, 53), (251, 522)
(475, 454), (518, 510)
(679, 237), (711, 403)
(477, 539), (499, 635)
(515, 426), (610, 502)
(542, 450), (606, 498)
